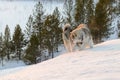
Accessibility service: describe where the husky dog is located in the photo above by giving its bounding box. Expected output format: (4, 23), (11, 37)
(62, 23), (93, 52)
(62, 23), (73, 52)
(70, 24), (93, 51)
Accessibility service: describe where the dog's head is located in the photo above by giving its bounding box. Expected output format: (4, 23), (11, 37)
(63, 23), (72, 32)
(70, 31), (83, 46)
(63, 23), (72, 39)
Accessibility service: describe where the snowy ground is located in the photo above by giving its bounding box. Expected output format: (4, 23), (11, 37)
(0, 60), (26, 77)
(0, 60), (26, 70)
(0, 39), (120, 80)
(0, 45), (65, 76)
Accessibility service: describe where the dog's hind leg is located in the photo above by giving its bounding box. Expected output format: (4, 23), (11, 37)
(68, 40), (73, 52)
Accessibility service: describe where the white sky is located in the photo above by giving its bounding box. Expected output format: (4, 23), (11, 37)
(0, 1), (35, 35)
(0, 1), (64, 36)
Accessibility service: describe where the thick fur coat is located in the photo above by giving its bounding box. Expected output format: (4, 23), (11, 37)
(62, 23), (93, 52)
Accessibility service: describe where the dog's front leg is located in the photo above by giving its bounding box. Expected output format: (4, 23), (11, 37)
(69, 40), (73, 52)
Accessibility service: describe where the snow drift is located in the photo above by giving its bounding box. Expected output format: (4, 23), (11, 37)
(0, 39), (120, 80)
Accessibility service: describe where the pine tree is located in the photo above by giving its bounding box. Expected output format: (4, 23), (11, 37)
(33, 1), (44, 34)
(93, 0), (113, 43)
(24, 1), (46, 63)
(63, 0), (74, 25)
(74, 0), (88, 26)
(24, 34), (39, 64)
(118, 22), (120, 37)
(52, 7), (62, 52)
(25, 15), (34, 40)
(116, 1), (120, 37)
(44, 15), (54, 58)
(44, 8), (62, 58)
(85, 0), (96, 42)
(32, 1), (45, 59)
(4, 25), (11, 60)
(13, 24), (24, 60)
(0, 33), (5, 66)
(86, 0), (94, 25)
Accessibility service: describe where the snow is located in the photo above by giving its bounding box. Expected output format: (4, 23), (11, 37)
(0, 66), (25, 77)
(0, 60), (26, 70)
(0, 60), (26, 77)
(0, 39), (120, 80)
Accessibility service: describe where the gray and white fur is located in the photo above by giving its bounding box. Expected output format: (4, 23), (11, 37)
(70, 24), (93, 51)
